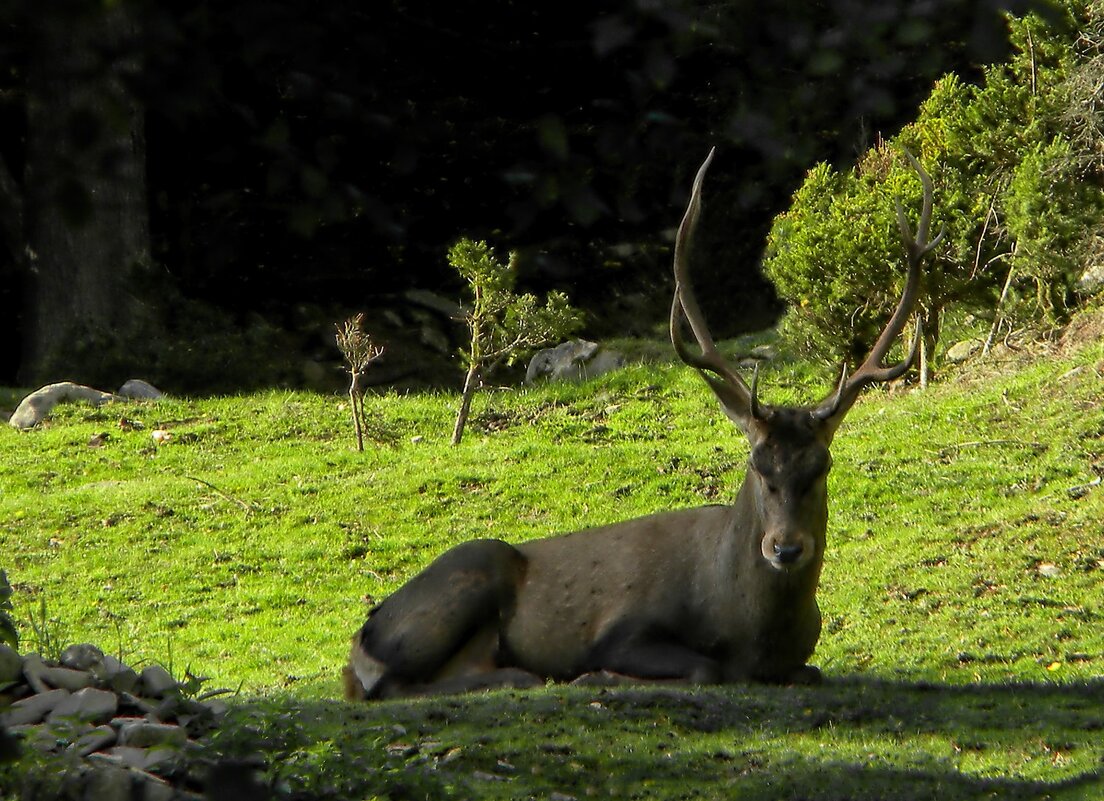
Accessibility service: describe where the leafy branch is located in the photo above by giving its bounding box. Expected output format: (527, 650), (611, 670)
(448, 238), (582, 445)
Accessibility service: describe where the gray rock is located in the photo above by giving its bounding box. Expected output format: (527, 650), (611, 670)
(117, 692), (156, 715)
(117, 720), (188, 748)
(1077, 262), (1104, 294)
(0, 687), (71, 726)
(71, 724), (118, 757)
(0, 643), (22, 683)
(418, 322), (452, 355)
(22, 652), (53, 693)
(39, 666), (95, 692)
(526, 340), (625, 384)
(95, 654), (140, 693)
(48, 687), (119, 724)
(749, 343), (778, 361)
(8, 382), (118, 429)
(138, 664), (179, 698)
(103, 744), (179, 773)
(118, 379), (164, 399)
(946, 338), (984, 364)
(404, 288), (462, 319)
(61, 643), (105, 671)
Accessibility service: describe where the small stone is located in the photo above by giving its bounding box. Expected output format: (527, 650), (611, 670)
(116, 693), (156, 715)
(39, 666), (95, 692)
(95, 655), (140, 693)
(138, 664), (179, 698)
(0, 643), (21, 683)
(48, 687), (119, 724)
(60, 643), (105, 671)
(21, 653), (52, 693)
(103, 744), (179, 773)
(153, 694), (184, 721)
(946, 338), (984, 364)
(94, 655), (140, 693)
(0, 688), (71, 726)
(71, 724), (118, 756)
(103, 745), (154, 770)
(117, 721), (187, 748)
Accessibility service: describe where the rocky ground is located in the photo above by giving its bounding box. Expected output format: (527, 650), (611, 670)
(1, 642), (237, 800)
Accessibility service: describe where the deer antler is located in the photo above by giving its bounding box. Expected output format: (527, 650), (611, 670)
(671, 148), (767, 421)
(814, 150), (944, 423)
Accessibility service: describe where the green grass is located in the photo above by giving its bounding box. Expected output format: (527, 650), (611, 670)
(1, 331), (1102, 799)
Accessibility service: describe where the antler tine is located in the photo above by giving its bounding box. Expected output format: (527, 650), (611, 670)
(671, 148), (761, 416)
(816, 150), (943, 422)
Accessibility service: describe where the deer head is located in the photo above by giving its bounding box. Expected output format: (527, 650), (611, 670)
(671, 148), (942, 572)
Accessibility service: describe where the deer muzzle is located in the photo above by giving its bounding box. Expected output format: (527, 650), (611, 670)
(761, 530), (816, 572)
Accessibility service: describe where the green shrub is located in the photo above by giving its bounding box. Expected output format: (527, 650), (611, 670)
(448, 238), (582, 444)
(765, 2), (1104, 370)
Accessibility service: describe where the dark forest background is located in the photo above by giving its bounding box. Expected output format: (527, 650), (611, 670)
(0, 0), (1049, 392)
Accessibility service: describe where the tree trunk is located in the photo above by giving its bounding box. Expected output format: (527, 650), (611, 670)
(19, 2), (154, 386)
(451, 365), (481, 446)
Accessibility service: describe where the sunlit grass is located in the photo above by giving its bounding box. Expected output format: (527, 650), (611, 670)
(1, 331), (1102, 798)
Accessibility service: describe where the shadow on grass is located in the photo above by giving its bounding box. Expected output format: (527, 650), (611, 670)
(204, 675), (1104, 801)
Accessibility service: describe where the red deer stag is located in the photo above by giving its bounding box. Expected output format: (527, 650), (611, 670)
(344, 150), (942, 699)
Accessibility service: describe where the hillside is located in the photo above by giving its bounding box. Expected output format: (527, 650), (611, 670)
(1, 319), (1102, 799)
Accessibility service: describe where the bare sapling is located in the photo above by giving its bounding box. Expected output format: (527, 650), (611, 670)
(335, 313), (384, 451)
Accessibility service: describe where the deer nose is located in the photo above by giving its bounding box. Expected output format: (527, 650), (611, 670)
(773, 543), (804, 565)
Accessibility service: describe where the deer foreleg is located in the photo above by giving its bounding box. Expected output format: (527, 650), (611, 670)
(582, 625), (721, 684)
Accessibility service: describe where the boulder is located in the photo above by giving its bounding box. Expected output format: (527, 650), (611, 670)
(945, 338), (984, 364)
(96, 654), (140, 693)
(525, 340), (625, 384)
(72, 725), (119, 757)
(1, 688), (71, 726)
(8, 383), (118, 429)
(117, 379), (164, 400)
(138, 664), (180, 698)
(48, 687), (119, 724)
(60, 643), (105, 671)
(1076, 262), (1104, 295)
(38, 665), (95, 692)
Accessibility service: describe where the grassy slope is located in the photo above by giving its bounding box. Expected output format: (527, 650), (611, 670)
(1, 330), (1102, 799)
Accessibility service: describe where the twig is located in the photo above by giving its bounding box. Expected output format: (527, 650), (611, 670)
(929, 439), (1045, 458)
(1068, 476), (1102, 499)
(185, 475), (259, 514)
(984, 257), (1016, 356)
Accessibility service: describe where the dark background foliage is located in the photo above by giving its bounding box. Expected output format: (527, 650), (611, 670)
(0, 0), (1049, 389)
